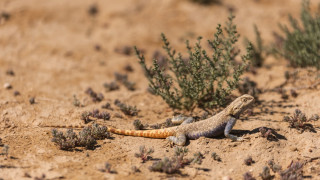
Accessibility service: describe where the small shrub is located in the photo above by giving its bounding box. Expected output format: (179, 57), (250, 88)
(103, 81), (119, 92)
(51, 123), (110, 151)
(51, 129), (77, 151)
(280, 161), (304, 180)
(174, 147), (188, 157)
(211, 152), (221, 162)
(243, 172), (256, 180)
(133, 119), (145, 130)
(81, 109), (110, 123)
(244, 156), (254, 166)
(259, 166), (272, 180)
(283, 109), (317, 132)
(114, 99), (139, 116)
(149, 157), (181, 174)
(114, 72), (136, 91)
(101, 102), (113, 110)
(149, 147), (191, 174)
(274, 0), (320, 69)
(99, 162), (117, 174)
(244, 24), (264, 68)
(191, 152), (204, 165)
(134, 145), (154, 163)
(85, 88), (104, 102)
(73, 95), (82, 107)
(135, 14), (252, 110)
(0, 145), (9, 156)
(238, 77), (261, 100)
(268, 160), (282, 173)
(77, 128), (97, 150)
(259, 127), (277, 141)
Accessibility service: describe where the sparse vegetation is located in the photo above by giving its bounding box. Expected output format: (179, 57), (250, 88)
(279, 161), (304, 180)
(0, 145), (9, 156)
(114, 72), (136, 91)
(72, 95), (82, 107)
(51, 123), (110, 150)
(114, 99), (139, 116)
(244, 156), (254, 166)
(268, 160), (282, 173)
(135, 145), (154, 163)
(238, 77), (261, 100)
(135, 14), (252, 110)
(81, 109), (110, 123)
(259, 127), (277, 141)
(85, 88), (104, 102)
(149, 147), (191, 174)
(245, 24), (265, 68)
(99, 162), (117, 174)
(283, 109), (318, 132)
(259, 166), (273, 180)
(103, 81), (119, 91)
(133, 119), (145, 130)
(191, 152), (204, 165)
(274, 0), (320, 69)
(243, 172), (256, 180)
(211, 152), (221, 162)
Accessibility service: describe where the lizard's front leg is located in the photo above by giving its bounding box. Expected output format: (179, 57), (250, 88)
(166, 133), (187, 146)
(224, 116), (243, 141)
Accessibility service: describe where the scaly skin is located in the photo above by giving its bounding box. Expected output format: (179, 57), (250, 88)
(107, 94), (254, 146)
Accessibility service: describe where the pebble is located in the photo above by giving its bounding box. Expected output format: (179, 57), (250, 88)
(4, 83), (12, 89)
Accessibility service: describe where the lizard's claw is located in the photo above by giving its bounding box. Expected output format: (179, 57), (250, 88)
(236, 136), (250, 142)
(236, 137), (244, 141)
(163, 137), (174, 148)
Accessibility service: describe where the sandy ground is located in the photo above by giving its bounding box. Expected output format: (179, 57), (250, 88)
(0, 0), (320, 179)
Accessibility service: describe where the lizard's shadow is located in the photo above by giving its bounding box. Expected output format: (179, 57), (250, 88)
(231, 127), (287, 141)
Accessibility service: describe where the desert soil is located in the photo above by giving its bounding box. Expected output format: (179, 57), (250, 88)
(0, 0), (320, 179)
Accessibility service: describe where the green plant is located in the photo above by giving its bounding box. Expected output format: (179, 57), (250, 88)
(134, 145), (154, 163)
(275, 0), (320, 69)
(211, 152), (221, 162)
(135, 15), (252, 110)
(191, 152), (204, 164)
(244, 24), (264, 67)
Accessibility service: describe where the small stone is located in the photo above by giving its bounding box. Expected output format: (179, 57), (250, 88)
(4, 83), (12, 89)
(6, 69), (14, 76)
(13, 91), (20, 96)
(29, 97), (35, 104)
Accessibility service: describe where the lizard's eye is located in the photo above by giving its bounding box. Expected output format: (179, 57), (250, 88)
(243, 98), (247, 102)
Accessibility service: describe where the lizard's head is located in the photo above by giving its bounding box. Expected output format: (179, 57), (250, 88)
(228, 94), (254, 117)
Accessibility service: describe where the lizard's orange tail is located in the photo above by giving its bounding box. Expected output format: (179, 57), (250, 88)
(107, 127), (175, 139)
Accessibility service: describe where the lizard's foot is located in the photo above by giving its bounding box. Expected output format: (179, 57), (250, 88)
(232, 136), (249, 142)
(166, 135), (186, 146)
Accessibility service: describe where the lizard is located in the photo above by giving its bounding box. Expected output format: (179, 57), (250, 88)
(106, 94), (254, 146)
(41, 94), (254, 146)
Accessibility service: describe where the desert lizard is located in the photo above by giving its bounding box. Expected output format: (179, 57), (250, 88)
(42, 94), (254, 146)
(107, 94), (254, 146)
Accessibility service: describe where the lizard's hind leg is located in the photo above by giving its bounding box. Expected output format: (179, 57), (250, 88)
(172, 115), (194, 125)
(181, 117), (194, 125)
(167, 133), (186, 146)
